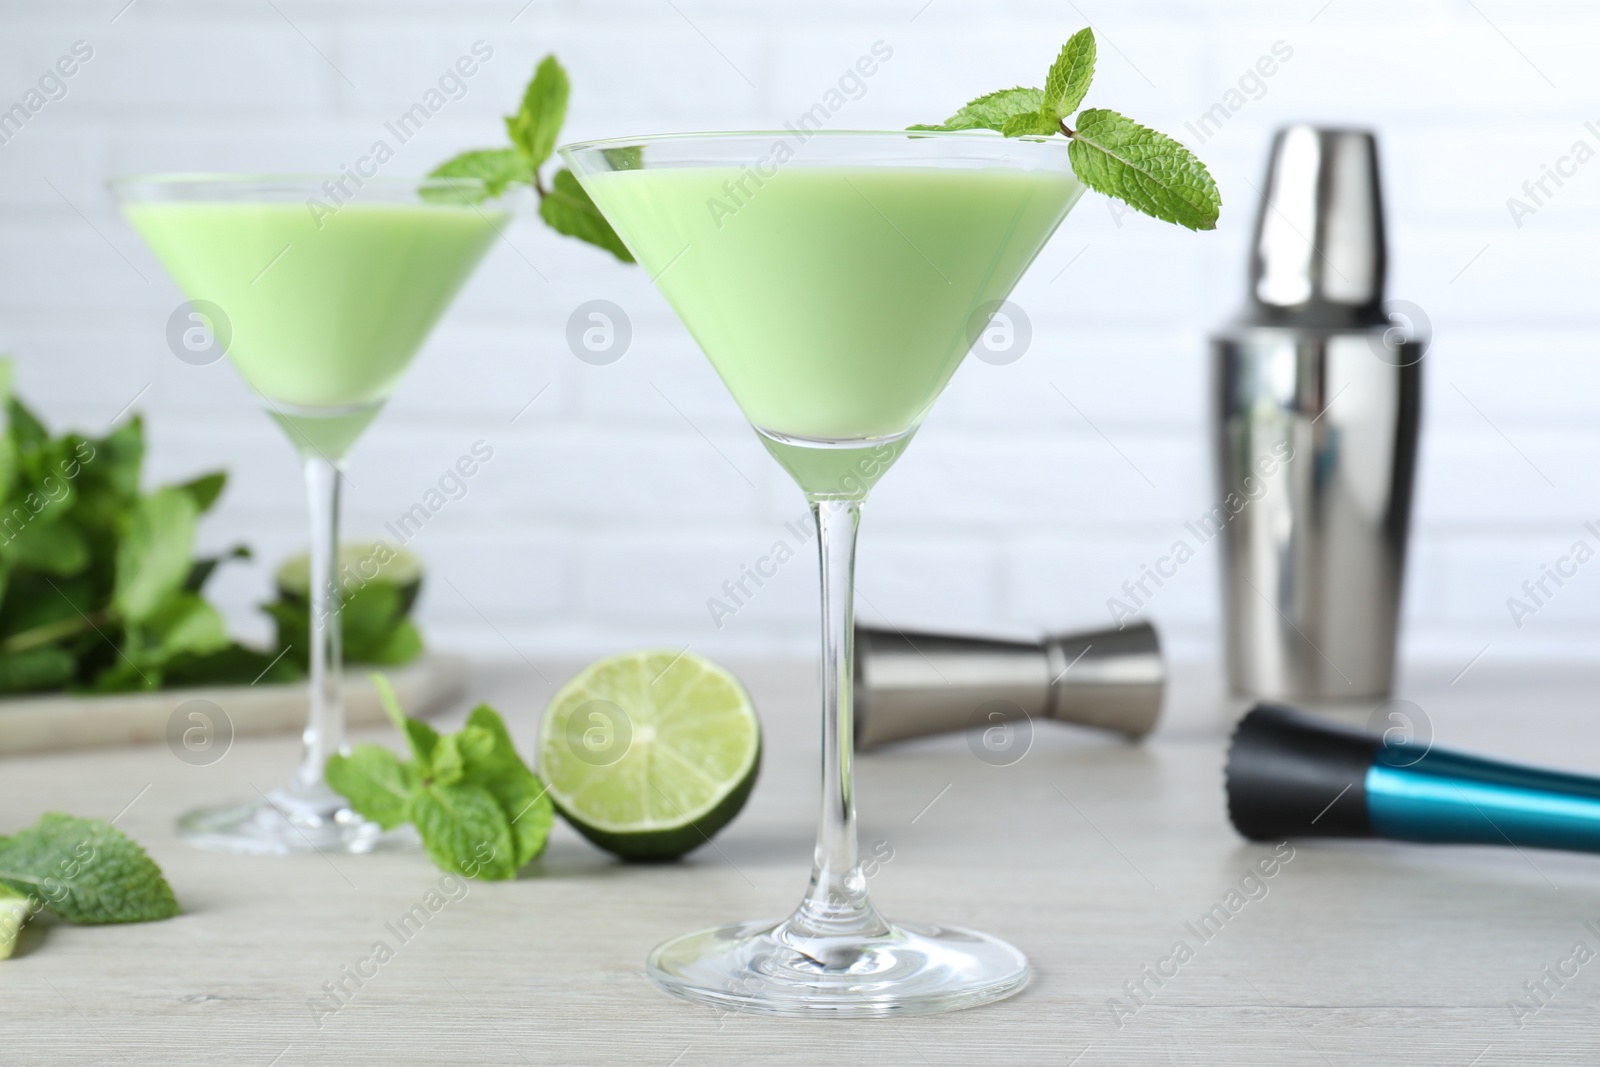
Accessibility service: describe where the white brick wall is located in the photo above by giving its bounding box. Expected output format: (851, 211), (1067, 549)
(3, 0), (1599, 670)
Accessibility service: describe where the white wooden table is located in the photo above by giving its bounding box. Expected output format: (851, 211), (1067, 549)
(3, 657), (1599, 1065)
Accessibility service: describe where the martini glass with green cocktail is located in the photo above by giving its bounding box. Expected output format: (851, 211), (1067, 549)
(562, 132), (1085, 1015)
(114, 175), (508, 855)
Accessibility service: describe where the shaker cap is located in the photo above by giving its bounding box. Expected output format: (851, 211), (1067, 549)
(1246, 125), (1390, 329)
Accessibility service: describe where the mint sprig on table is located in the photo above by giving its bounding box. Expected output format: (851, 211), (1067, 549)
(326, 675), (555, 881)
(911, 28), (1221, 231)
(430, 55), (633, 263)
(0, 814), (180, 958)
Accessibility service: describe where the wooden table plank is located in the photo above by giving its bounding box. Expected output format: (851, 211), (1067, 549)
(2, 658), (1598, 1065)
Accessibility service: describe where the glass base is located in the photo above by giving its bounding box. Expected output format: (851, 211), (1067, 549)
(647, 916), (1030, 1017)
(176, 781), (417, 856)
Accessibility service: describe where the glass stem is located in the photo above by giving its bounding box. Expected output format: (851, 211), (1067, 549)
(789, 497), (887, 944)
(293, 453), (344, 794)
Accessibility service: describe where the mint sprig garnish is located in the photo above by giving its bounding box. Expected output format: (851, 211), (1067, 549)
(909, 87), (1044, 133)
(325, 674), (555, 881)
(911, 27), (1220, 231)
(431, 55), (634, 263)
(0, 813), (180, 943)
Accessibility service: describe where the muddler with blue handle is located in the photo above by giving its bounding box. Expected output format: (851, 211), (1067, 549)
(1228, 703), (1600, 853)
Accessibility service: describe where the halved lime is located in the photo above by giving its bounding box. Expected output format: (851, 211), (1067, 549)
(538, 650), (761, 861)
(277, 542), (423, 612)
(0, 885), (30, 960)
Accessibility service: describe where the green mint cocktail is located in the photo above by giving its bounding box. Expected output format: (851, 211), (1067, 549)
(116, 175), (505, 857)
(125, 202), (503, 411)
(563, 132), (1088, 1017)
(559, 27), (1217, 1020)
(582, 165), (1081, 495)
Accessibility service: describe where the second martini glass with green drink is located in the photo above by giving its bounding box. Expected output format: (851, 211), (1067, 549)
(562, 131), (1086, 1014)
(114, 175), (508, 854)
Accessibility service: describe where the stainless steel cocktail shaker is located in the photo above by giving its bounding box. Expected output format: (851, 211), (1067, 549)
(852, 621), (1164, 748)
(1211, 126), (1423, 701)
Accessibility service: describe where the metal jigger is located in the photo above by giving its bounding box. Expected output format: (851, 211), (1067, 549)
(1211, 126), (1424, 702)
(852, 622), (1165, 749)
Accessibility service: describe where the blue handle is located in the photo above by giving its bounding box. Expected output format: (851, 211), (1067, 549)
(1368, 748), (1600, 853)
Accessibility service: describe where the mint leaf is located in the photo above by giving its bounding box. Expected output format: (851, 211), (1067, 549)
(96, 415), (144, 502)
(458, 705), (527, 782)
(364, 617), (423, 666)
(174, 470), (227, 513)
(8, 520), (89, 576)
(9, 396), (48, 455)
(0, 814), (178, 924)
(114, 488), (199, 624)
(458, 705), (552, 866)
(498, 770), (554, 869)
(539, 168), (635, 263)
(428, 732), (469, 788)
(505, 55), (569, 170)
(411, 783), (516, 880)
(452, 721), (499, 769)
(600, 145), (643, 172)
(183, 543), (250, 594)
(910, 87), (1044, 133)
(326, 744), (414, 830)
(372, 672), (440, 770)
(1001, 110), (1060, 137)
(1044, 28), (1096, 119)
(143, 592), (229, 659)
(1068, 108), (1221, 231)
(429, 148), (533, 199)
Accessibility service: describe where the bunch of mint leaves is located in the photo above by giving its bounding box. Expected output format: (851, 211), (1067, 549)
(0, 813), (180, 959)
(430, 55), (633, 263)
(912, 28), (1221, 231)
(0, 362), (425, 695)
(326, 675), (555, 881)
(0, 360), (288, 694)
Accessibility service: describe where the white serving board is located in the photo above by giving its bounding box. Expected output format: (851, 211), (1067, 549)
(0, 651), (466, 755)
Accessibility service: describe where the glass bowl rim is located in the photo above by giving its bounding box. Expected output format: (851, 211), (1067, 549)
(108, 172), (499, 201)
(559, 128), (1074, 157)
